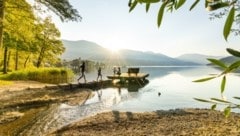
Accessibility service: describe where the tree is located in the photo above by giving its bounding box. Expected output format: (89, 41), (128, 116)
(0, 0), (81, 58)
(2, 0), (35, 73)
(35, 17), (65, 68)
(129, 0), (240, 116)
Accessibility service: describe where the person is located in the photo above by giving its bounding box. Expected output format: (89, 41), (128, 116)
(97, 67), (102, 81)
(117, 67), (121, 76)
(77, 61), (86, 83)
(113, 67), (117, 76)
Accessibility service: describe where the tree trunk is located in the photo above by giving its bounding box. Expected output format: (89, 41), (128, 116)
(36, 47), (45, 68)
(24, 54), (30, 68)
(0, 0), (5, 49)
(7, 50), (11, 69)
(3, 46), (8, 74)
(15, 48), (18, 70)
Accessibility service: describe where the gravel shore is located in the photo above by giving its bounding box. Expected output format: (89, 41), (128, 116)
(50, 108), (240, 136)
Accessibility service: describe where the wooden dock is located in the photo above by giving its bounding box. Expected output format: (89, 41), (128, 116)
(107, 73), (149, 83)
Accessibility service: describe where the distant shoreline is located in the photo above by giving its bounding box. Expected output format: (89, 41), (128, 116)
(125, 65), (206, 68)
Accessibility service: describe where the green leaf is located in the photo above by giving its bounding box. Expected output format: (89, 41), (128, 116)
(211, 98), (230, 103)
(211, 104), (217, 110)
(167, 6), (173, 12)
(193, 76), (216, 82)
(157, 3), (167, 28)
(194, 98), (213, 103)
(175, 0), (186, 9)
(205, 0), (210, 8)
(146, 3), (150, 12)
(136, 0), (160, 3)
(207, 58), (227, 69)
(190, 0), (200, 11)
(224, 106), (231, 117)
(221, 60), (240, 74)
(227, 60), (240, 72)
(233, 96), (240, 100)
(207, 2), (229, 11)
(128, 0), (132, 7)
(129, 0), (138, 12)
(223, 7), (235, 41)
(221, 76), (226, 93)
(226, 48), (240, 58)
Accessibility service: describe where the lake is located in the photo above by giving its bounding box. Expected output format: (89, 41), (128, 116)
(83, 66), (240, 112)
(10, 66), (240, 135)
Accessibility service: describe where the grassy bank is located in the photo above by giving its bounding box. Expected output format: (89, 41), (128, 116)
(0, 68), (74, 84)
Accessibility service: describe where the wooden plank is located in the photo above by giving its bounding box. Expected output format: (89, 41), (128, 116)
(107, 73), (149, 80)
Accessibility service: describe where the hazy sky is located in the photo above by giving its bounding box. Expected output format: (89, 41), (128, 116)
(50, 0), (239, 57)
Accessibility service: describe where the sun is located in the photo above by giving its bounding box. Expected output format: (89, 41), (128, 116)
(108, 46), (120, 53)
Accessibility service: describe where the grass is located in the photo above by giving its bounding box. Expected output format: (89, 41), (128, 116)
(0, 80), (13, 86)
(0, 68), (74, 84)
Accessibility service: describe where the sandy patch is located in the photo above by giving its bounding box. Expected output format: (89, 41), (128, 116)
(0, 80), (53, 93)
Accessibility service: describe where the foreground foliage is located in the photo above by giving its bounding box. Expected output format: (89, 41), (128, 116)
(129, 0), (240, 116)
(193, 48), (240, 117)
(129, 0), (239, 40)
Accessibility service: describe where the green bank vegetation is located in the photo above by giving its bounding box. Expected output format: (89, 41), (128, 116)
(0, 68), (74, 84)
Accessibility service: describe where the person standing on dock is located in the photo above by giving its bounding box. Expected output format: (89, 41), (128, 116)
(77, 61), (86, 83)
(97, 67), (102, 81)
(117, 67), (121, 76)
(113, 67), (117, 76)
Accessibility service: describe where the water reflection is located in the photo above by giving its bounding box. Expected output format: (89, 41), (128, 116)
(113, 79), (149, 92)
(36, 81), (149, 134)
(112, 66), (240, 112)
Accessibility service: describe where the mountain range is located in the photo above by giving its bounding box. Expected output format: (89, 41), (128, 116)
(176, 54), (223, 64)
(61, 40), (225, 66)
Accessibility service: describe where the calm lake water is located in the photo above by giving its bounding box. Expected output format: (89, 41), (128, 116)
(16, 66), (240, 135)
(82, 66), (240, 112)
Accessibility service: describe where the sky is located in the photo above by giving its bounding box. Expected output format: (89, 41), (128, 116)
(49, 0), (239, 57)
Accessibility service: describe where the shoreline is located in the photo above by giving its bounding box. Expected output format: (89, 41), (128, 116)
(1, 81), (240, 135)
(49, 108), (240, 136)
(0, 81), (93, 136)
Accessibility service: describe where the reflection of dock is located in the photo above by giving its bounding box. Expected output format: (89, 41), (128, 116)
(114, 79), (149, 92)
(107, 73), (149, 83)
